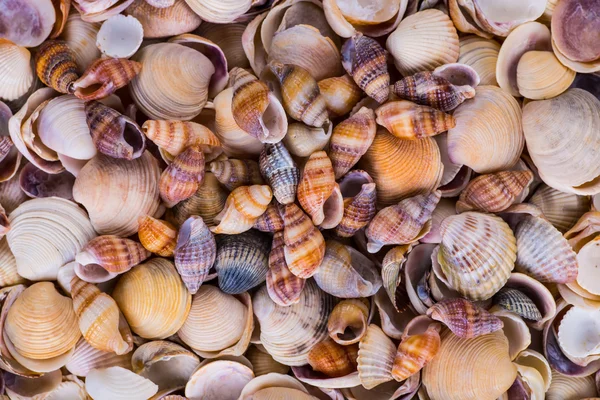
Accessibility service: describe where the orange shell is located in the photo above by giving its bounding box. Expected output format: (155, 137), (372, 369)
(318, 75), (362, 117)
(297, 151), (336, 226)
(392, 324), (441, 381)
(73, 58), (142, 101)
(266, 231), (306, 307)
(142, 120), (221, 156)
(35, 40), (79, 94)
(375, 100), (456, 140)
(427, 298), (503, 339)
(209, 158), (264, 191)
(159, 146), (205, 208)
(210, 185), (273, 235)
(307, 338), (358, 378)
(137, 216), (178, 257)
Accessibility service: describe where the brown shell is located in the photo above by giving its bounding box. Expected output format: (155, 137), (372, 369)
(392, 324), (441, 381)
(159, 146), (205, 208)
(375, 100), (456, 140)
(307, 338), (358, 378)
(267, 231), (306, 306)
(318, 75), (362, 117)
(253, 202), (284, 233)
(76, 235), (151, 274)
(137, 216), (178, 257)
(426, 298), (504, 339)
(297, 151), (335, 226)
(259, 142), (300, 205)
(35, 40), (79, 94)
(73, 58), (142, 101)
(335, 181), (377, 238)
(142, 120), (221, 157)
(209, 159), (264, 191)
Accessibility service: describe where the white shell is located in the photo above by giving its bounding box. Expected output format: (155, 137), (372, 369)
(96, 15), (144, 58)
(85, 367), (158, 400)
(61, 13), (101, 74)
(0, 40), (33, 101)
(557, 307), (600, 366)
(185, 359), (255, 400)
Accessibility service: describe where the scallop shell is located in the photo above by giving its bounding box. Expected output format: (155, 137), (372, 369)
(0, 40), (33, 102)
(65, 337), (132, 377)
(142, 120), (221, 158)
(125, 0), (202, 39)
(211, 185), (272, 235)
(185, 359), (254, 399)
(159, 146), (205, 208)
(85, 366), (158, 400)
(375, 100), (455, 140)
(357, 324), (395, 389)
(73, 152), (161, 237)
(456, 170), (533, 213)
(183, 0), (251, 23)
(493, 288), (543, 321)
(259, 142), (299, 205)
(209, 159), (264, 191)
(73, 58), (141, 101)
(318, 75), (362, 118)
(282, 121), (332, 158)
(61, 13), (101, 74)
(34, 40), (79, 94)
(308, 338), (358, 378)
(96, 15), (143, 58)
(427, 298), (503, 339)
(386, 9), (459, 76)
(112, 258), (191, 339)
(437, 212), (517, 301)
(517, 51), (576, 100)
(447, 85), (524, 173)
(245, 346), (290, 377)
(392, 323), (441, 381)
(457, 35), (500, 86)
(254, 201), (284, 233)
(266, 231), (306, 306)
(327, 299), (369, 346)
(529, 184), (590, 233)
(138, 216), (177, 257)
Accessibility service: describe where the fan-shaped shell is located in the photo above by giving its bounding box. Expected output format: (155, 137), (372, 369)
(246, 346), (290, 377)
(517, 51), (576, 100)
(547, 370), (597, 400)
(357, 324), (395, 389)
(183, 0), (251, 23)
(0, 40), (33, 102)
(125, 0), (201, 38)
(85, 366), (158, 400)
(185, 359), (255, 399)
(458, 35), (500, 86)
(529, 184), (590, 233)
(0, 238), (24, 287)
(211, 185), (272, 235)
(65, 338), (132, 377)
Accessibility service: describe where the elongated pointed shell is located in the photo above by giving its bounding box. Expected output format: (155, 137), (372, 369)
(357, 324), (396, 389)
(211, 185), (272, 235)
(392, 323), (441, 381)
(209, 159), (263, 191)
(85, 366), (158, 400)
(142, 120), (221, 158)
(266, 231), (306, 306)
(0, 39), (33, 101)
(529, 184), (590, 233)
(73, 58), (141, 101)
(456, 170), (533, 213)
(137, 216), (177, 257)
(375, 101), (455, 140)
(297, 151), (335, 226)
(174, 216), (216, 294)
(259, 142), (299, 205)
(112, 258), (191, 339)
(35, 40), (78, 94)
(66, 337), (132, 377)
(328, 299), (369, 346)
(159, 146), (205, 208)
(330, 107), (376, 179)
(71, 277), (133, 355)
(427, 298), (503, 339)
(438, 212), (517, 301)
(318, 75), (362, 117)
(422, 330), (517, 400)
(335, 180), (377, 239)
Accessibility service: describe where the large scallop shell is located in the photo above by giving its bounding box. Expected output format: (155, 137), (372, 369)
(457, 35), (500, 86)
(0, 40), (33, 102)
(125, 0), (201, 38)
(357, 324), (395, 389)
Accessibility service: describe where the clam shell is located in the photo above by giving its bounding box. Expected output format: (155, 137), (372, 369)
(318, 75), (362, 118)
(85, 366), (158, 400)
(375, 101), (455, 140)
(73, 0), (135, 22)
(426, 298), (503, 339)
(551, 0), (600, 63)
(322, 0), (406, 38)
(0, 0), (56, 47)
(517, 51), (576, 100)
(65, 337), (132, 377)
(159, 146), (205, 208)
(183, 0), (251, 23)
(0, 238), (24, 287)
(112, 258), (191, 339)
(73, 58), (142, 102)
(297, 151), (335, 225)
(327, 298), (369, 346)
(266, 231), (306, 306)
(211, 185), (272, 235)
(185, 359), (254, 399)
(386, 9), (459, 76)
(209, 159), (264, 191)
(0, 40), (33, 102)
(125, 0), (201, 39)
(73, 152), (161, 237)
(142, 120), (221, 158)
(96, 15), (143, 58)
(259, 142), (299, 205)
(529, 184), (590, 233)
(493, 288), (543, 321)
(282, 121), (332, 158)
(357, 324), (395, 389)
(558, 306), (600, 367)
(138, 216), (177, 257)
(196, 23), (249, 69)
(330, 107), (376, 179)
(392, 323), (441, 381)
(456, 170), (533, 213)
(254, 201), (284, 233)
(60, 13), (101, 74)
(239, 373), (311, 399)
(35, 40), (79, 94)
(492, 308), (531, 361)
(245, 345), (290, 377)
(547, 370), (597, 400)
(458, 35), (500, 86)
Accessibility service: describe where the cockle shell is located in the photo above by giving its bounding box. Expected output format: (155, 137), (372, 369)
(71, 277), (133, 355)
(427, 298), (503, 339)
(85, 366), (158, 400)
(307, 338), (358, 378)
(174, 216), (216, 294)
(209, 159), (264, 191)
(0, 0), (56, 48)
(458, 35), (500, 86)
(66, 337), (132, 377)
(159, 146), (205, 208)
(437, 212), (517, 301)
(335, 171), (377, 238)
(357, 324), (395, 389)
(282, 121), (332, 158)
(494, 288), (543, 321)
(375, 101), (455, 140)
(322, 0), (407, 38)
(456, 170), (533, 213)
(392, 323), (441, 381)
(96, 15), (143, 59)
(327, 298), (369, 346)
(0, 40), (33, 102)
(210, 185), (272, 235)
(73, 58), (141, 101)
(61, 13), (101, 74)
(318, 75), (362, 117)
(259, 142), (299, 205)
(516, 51), (576, 100)
(529, 184), (590, 233)
(366, 191), (440, 253)
(254, 201), (284, 233)
(297, 151), (335, 226)
(125, 0), (201, 39)
(266, 231), (306, 306)
(245, 346), (290, 377)
(112, 258), (191, 339)
(185, 359), (255, 399)
(138, 216), (177, 257)
(35, 40), (79, 94)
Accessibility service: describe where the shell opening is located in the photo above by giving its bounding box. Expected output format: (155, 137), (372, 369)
(259, 93), (287, 142)
(122, 119), (145, 157)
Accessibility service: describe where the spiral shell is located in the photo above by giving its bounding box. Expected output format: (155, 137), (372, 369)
(318, 75), (362, 117)
(142, 120), (221, 158)
(209, 159), (264, 191)
(375, 100), (455, 140)
(297, 151), (335, 226)
(71, 58), (140, 102)
(392, 323), (441, 381)
(267, 231), (306, 306)
(35, 40), (79, 94)
(210, 185), (272, 235)
(335, 175), (377, 239)
(427, 298), (503, 339)
(282, 121), (332, 158)
(0, 39), (33, 101)
(137, 216), (177, 257)
(159, 146), (205, 208)
(357, 324), (395, 389)
(308, 338), (358, 378)
(259, 142), (300, 205)
(327, 298), (369, 346)
(253, 202), (284, 233)
(75, 235), (151, 278)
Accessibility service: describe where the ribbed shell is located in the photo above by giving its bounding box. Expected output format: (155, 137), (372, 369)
(211, 185), (272, 235)
(438, 212), (517, 301)
(125, 0), (201, 38)
(0, 237), (25, 287)
(259, 142), (299, 205)
(65, 337), (132, 377)
(142, 120), (221, 157)
(61, 13), (101, 74)
(297, 151), (335, 226)
(335, 181), (377, 238)
(376, 100), (456, 140)
(253, 281), (334, 366)
(209, 159), (264, 191)
(529, 184), (590, 233)
(85, 366), (158, 400)
(76, 235), (150, 274)
(357, 324), (396, 389)
(112, 258), (191, 339)
(514, 215), (578, 283)
(0, 39), (33, 101)
(307, 339), (358, 378)
(73, 58), (142, 101)
(137, 216), (177, 257)
(426, 298), (503, 339)
(35, 40), (79, 93)
(266, 231), (306, 307)
(381, 244), (411, 309)
(253, 202), (284, 233)
(494, 288), (543, 321)
(456, 170), (534, 213)
(174, 216), (216, 294)
(516, 51), (576, 100)
(318, 75), (362, 117)
(329, 107), (377, 179)
(458, 36), (500, 86)
(159, 146), (205, 207)
(327, 299), (369, 346)
(392, 324), (441, 381)
(214, 229), (270, 294)
(196, 22), (248, 69)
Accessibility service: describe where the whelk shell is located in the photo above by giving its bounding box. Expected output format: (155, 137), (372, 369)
(137, 216), (177, 257)
(35, 40), (79, 94)
(335, 170), (377, 238)
(307, 338), (358, 378)
(0, 39), (33, 102)
(259, 142), (299, 205)
(211, 185), (272, 234)
(375, 100), (456, 140)
(391, 322), (441, 381)
(159, 146), (205, 208)
(142, 120), (221, 160)
(318, 75), (362, 117)
(209, 159), (264, 191)
(266, 231), (306, 306)
(327, 298), (369, 346)
(426, 298), (503, 339)
(253, 201), (284, 233)
(297, 151), (335, 226)
(73, 58), (141, 101)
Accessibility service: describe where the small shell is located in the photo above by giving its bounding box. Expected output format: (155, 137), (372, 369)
(73, 58), (142, 101)
(209, 159), (264, 191)
(259, 142), (300, 205)
(159, 146), (205, 208)
(96, 15), (143, 58)
(196, 23), (249, 69)
(253, 201), (284, 233)
(266, 231), (306, 307)
(65, 337), (132, 377)
(427, 298), (503, 339)
(282, 121), (332, 157)
(85, 366), (158, 400)
(517, 51), (576, 100)
(456, 170), (534, 213)
(245, 346), (290, 377)
(318, 75), (362, 117)
(142, 120), (221, 160)
(308, 339), (358, 378)
(335, 185), (377, 238)
(75, 235), (151, 277)
(185, 359), (254, 399)
(341, 33), (389, 103)
(230, 67), (287, 143)
(366, 191), (440, 253)
(0, 39), (33, 101)
(375, 100), (455, 140)
(330, 107), (376, 179)
(381, 244), (412, 309)
(328, 298), (369, 346)
(297, 151), (335, 225)
(71, 276), (133, 355)
(211, 185), (273, 235)
(458, 35), (500, 86)
(137, 216), (177, 257)
(174, 216), (217, 294)
(392, 323), (441, 381)
(391, 71), (476, 112)
(35, 40), (79, 94)
(357, 324), (395, 389)
(493, 288), (542, 321)
(386, 10), (459, 76)
(214, 229), (271, 294)
(124, 0), (201, 39)
(529, 184), (590, 233)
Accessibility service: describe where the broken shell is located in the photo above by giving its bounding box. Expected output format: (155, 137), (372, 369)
(381, 244), (412, 309)
(174, 216), (217, 294)
(266, 231), (306, 306)
(138, 216), (177, 257)
(35, 40), (79, 94)
(61, 13), (101, 74)
(185, 359), (254, 399)
(322, 0), (407, 38)
(85, 366), (158, 400)
(517, 51), (576, 100)
(375, 100), (455, 140)
(259, 142), (299, 205)
(529, 184), (590, 233)
(112, 258), (191, 339)
(327, 299), (369, 346)
(209, 159), (264, 191)
(507, 272), (556, 331)
(66, 337), (132, 377)
(19, 156), (74, 198)
(426, 298), (503, 339)
(318, 75), (362, 117)
(335, 171), (377, 238)
(254, 201), (284, 233)
(282, 122), (332, 158)
(308, 338), (358, 378)
(73, 58), (141, 101)
(458, 35), (500, 86)
(0, 0), (56, 47)
(576, 236), (600, 296)
(357, 324), (395, 389)
(96, 15), (143, 59)
(159, 146), (205, 208)
(494, 288), (543, 321)
(142, 120), (221, 158)
(246, 345), (290, 377)
(387, 9), (459, 76)
(564, 211), (600, 253)
(0, 40), (33, 102)
(392, 323), (441, 381)
(558, 306), (600, 366)
(366, 191), (440, 253)
(456, 170), (533, 213)
(297, 151), (335, 225)
(124, 0), (202, 39)
(211, 185), (272, 234)
(73, 0), (135, 23)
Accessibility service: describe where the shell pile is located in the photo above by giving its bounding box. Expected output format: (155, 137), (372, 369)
(0, 0), (599, 399)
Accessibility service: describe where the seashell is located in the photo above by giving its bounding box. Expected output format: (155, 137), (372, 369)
(7, 197), (96, 281)
(297, 151), (334, 225)
(259, 142), (299, 205)
(547, 370), (597, 400)
(0, 0), (56, 47)
(322, 0), (407, 38)
(558, 306), (600, 367)
(269, 24), (343, 82)
(341, 33), (389, 103)
(456, 170), (533, 213)
(130, 43), (213, 120)
(253, 280), (334, 366)
(230, 68), (287, 143)
(282, 121), (332, 158)
(335, 171), (377, 238)
(185, 359), (254, 399)
(0, 175), (28, 214)
(359, 128), (443, 207)
(493, 288), (542, 321)
(529, 184), (589, 233)
(209, 159), (264, 191)
(124, 0), (202, 39)
(575, 236), (600, 296)
(505, 272), (556, 332)
(35, 40), (79, 94)
(61, 13), (101, 74)
(391, 71), (476, 112)
(437, 212), (517, 301)
(159, 146), (205, 208)
(5, 282), (81, 361)
(0, 237), (24, 287)
(71, 277), (133, 355)
(314, 240), (382, 298)
(142, 120), (221, 160)
(73, 152), (161, 236)
(96, 15), (143, 59)
(132, 341), (200, 391)
(318, 75), (362, 117)
(514, 215), (578, 283)
(381, 244), (413, 309)
(72, 58), (141, 102)
(174, 216), (216, 294)
(266, 231), (306, 306)
(214, 229), (271, 294)
(66, 337), (132, 377)
(73, 0), (135, 23)
(564, 211), (600, 253)
(386, 10), (459, 76)
(0, 40), (33, 102)
(426, 298), (503, 339)
(308, 338), (358, 378)
(112, 258), (191, 339)
(327, 298), (369, 346)
(516, 51), (576, 100)
(357, 324), (395, 389)
(420, 197), (456, 244)
(138, 216), (177, 257)
(0, 103), (20, 183)
(85, 366), (158, 400)
(183, 0), (251, 23)
(178, 285), (253, 358)
(448, 85), (524, 173)
(375, 101), (455, 140)
(422, 330), (517, 400)
(366, 191), (440, 253)
(458, 35), (500, 86)
(391, 323), (441, 381)
(551, 0), (600, 67)
(3, 369), (62, 398)
(432, 63), (481, 88)
(245, 345), (290, 376)
(196, 23), (249, 69)
(253, 201), (284, 233)
(210, 185), (272, 234)
(491, 308), (531, 361)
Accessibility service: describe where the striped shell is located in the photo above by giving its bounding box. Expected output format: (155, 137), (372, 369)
(375, 101), (456, 140)
(75, 235), (151, 278)
(210, 185), (273, 235)
(174, 216), (216, 294)
(142, 120), (221, 157)
(392, 323), (441, 381)
(357, 324), (395, 389)
(209, 159), (264, 191)
(307, 338), (358, 378)
(335, 172), (377, 238)
(493, 288), (543, 321)
(327, 299), (369, 346)
(458, 36), (500, 86)
(297, 151), (335, 226)
(137, 216), (177, 257)
(266, 231), (306, 307)
(529, 184), (590, 233)
(73, 58), (142, 101)
(426, 298), (503, 339)
(35, 40), (79, 94)
(318, 75), (362, 117)
(259, 142), (299, 205)
(159, 146), (205, 208)
(253, 202), (284, 233)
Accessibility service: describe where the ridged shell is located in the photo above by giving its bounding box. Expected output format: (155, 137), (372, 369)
(85, 366), (158, 400)
(183, 0), (250, 23)
(318, 75), (362, 117)
(75, 235), (150, 277)
(493, 288), (542, 321)
(392, 323), (441, 381)
(35, 40), (79, 94)
(547, 370), (597, 400)
(359, 129), (443, 207)
(209, 159), (264, 191)
(138, 216), (177, 257)
(422, 330), (517, 400)
(427, 298), (503, 339)
(357, 324), (395, 389)
(73, 152), (161, 237)
(142, 120), (221, 158)
(259, 142), (299, 205)
(0, 40), (33, 101)
(517, 51), (576, 100)
(386, 10), (459, 76)
(327, 298), (369, 346)
(456, 170), (534, 213)
(245, 346), (290, 377)
(159, 146), (205, 208)
(73, 58), (141, 101)
(457, 35), (500, 86)
(253, 281), (334, 366)
(211, 185), (272, 235)
(196, 23), (249, 69)
(375, 100), (455, 140)
(6, 197), (96, 281)
(557, 306), (600, 369)
(173, 216), (216, 294)
(307, 339), (358, 378)
(266, 231), (306, 306)
(125, 0), (201, 38)
(366, 191), (440, 253)
(71, 277), (133, 355)
(514, 215), (578, 283)
(112, 258), (191, 339)
(282, 121), (332, 158)
(254, 202), (284, 233)
(185, 359), (254, 399)
(0, 173), (27, 213)
(297, 151), (335, 225)
(61, 13), (101, 74)
(65, 338), (132, 377)
(529, 184), (590, 233)
(0, 238), (24, 287)
(214, 229), (271, 294)
(335, 173), (377, 239)
(438, 212), (517, 301)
